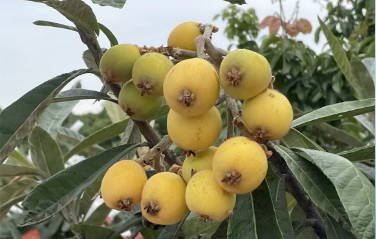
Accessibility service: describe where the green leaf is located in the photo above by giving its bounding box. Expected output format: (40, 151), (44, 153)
(181, 213), (221, 238)
(252, 180), (289, 238)
(84, 203), (111, 225)
(354, 114), (374, 135)
(275, 145), (351, 230)
(317, 17), (356, 94)
(46, 0), (99, 36)
(29, 125), (65, 177)
(294, 148), (375, 239)
(107, 213), (142, 239)
(57, 127), (104, 157)
(53, 89), (117, 104)
(269, 177), (295, 239)
(362, 58), (375, 82)
(140, 227), (161, 239)
(64, 119), (129, 162)
(228, 180), (287, 239)
(0, 179), (38, 223)
(105, 100), (128, 124)
(33, 20), (77, 31)
(211, 220), (228, 239)
(315, 123), (364, 147)
(292, 99), (375, 128)
(223, 0), (246, 5)
(354, 163), (375, 182)
(228, 193), (256, 239)
(338, 145), (375, 163)
(0, 69), (91, 164)
(158, 213), (189, 239)
(83, 49), (100, 71)
(70, 224), (123, 239)
(78, 175), (103, 217)
(290, 204), (319, 238)
(0, 194), (27, 224)
(0, 164), (43, 177)
(9, 150), (34, 167)
(19, 143), (146, 226)
(91, 0), (127, 9)
(38, 93), (79, 139)
(120, 120), (141, 158)
(350, 55), (375, 130)
(0, 179), (38, 206)
(98, 23), (118, 47)
(281, 128), (324, 151)
(350, 55), (375, 99)
(322, 212), (357, 239)
(150, 105), (170, 121)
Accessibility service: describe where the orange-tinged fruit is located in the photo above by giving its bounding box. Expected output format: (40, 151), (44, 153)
(118, 80), (163, 121)
(220, 49), (271, 99)
(242, 89), (293, 141)
(186, 169), (236, 222)
(164, 58), (219, 116)
(141, 172), (189, 225)
(182, 146), (217, 183)
(132, 53), (174, 97)
(99, 44), (140, 84)
(168, 21), (202, 51)
(101, 160), (147, 211)
(212, 136), (268, 194)
(167, 106), (222, 151)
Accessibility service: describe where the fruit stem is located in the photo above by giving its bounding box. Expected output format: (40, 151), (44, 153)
(225, 95), (255, 139)
(134, 135), (173, 172)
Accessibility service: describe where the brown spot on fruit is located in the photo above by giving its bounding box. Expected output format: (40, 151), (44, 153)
(118, 198), (133, 211)
(144, 200), (161, 215)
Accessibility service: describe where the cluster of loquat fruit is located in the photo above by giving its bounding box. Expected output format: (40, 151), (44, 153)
(99, 21), (294, 226)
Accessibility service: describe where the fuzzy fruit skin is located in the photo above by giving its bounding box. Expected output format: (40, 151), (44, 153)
(141, 172), (189, 225)
(168, 21), (201, 51)
(164, 58), (219, 116)
(132, 53), (174, 97)
(242, 89), (293, 140)
(182, 146), (217, 183)
(220, 49), (271, 100)
(99, 44), (141, 84)
(186, 169), (236, 222)
(167, 106), (222, 151)
(101, 160), (147, 211)
(118, 80), (163, 121)
(212, 136), (268, 194)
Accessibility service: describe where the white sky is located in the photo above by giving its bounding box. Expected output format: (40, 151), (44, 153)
(0, 0), (328, 115)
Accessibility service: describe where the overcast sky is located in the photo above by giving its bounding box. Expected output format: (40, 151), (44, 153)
(0, 0), (328, 115)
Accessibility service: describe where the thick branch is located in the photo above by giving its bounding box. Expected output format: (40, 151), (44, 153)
(138, 45), (197, 59)
(215, 93), (226, 106)
(135, 135), (173, 172)
(225, 95), (253, 138)
(194, 24), (228, 68)
(226, 107), (235, 139)
(133, 121), (181, 166)
(267, 142), (327, 239)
